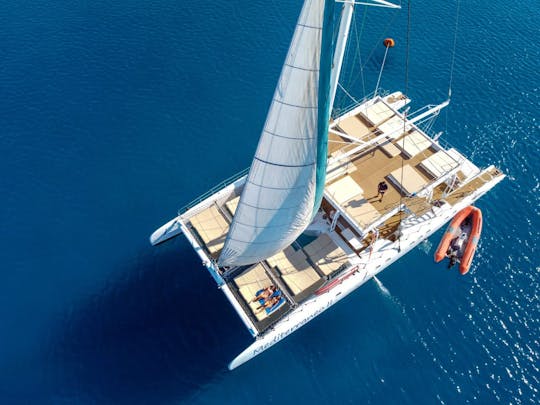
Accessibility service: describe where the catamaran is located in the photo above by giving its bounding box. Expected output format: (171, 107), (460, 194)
(150, 0), (504, 369)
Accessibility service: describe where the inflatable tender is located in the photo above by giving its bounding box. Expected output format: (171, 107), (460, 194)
(434, 206), (483, 275)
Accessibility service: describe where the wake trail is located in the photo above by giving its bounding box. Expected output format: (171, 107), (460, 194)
(373, 276), (415, 332)
(373, 276), (391, 297)
(373, 276), (451, 378)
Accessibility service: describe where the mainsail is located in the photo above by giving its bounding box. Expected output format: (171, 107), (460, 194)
(218, 0), (335, 267)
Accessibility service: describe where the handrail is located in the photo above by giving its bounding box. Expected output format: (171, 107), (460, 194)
(332, 88), (390, 118)
(178, 167), (249, 214)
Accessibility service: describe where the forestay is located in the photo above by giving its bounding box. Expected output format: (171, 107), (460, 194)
(218, 0), (335, 267)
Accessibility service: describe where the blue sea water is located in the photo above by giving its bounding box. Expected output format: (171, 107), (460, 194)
(1, 0), (538, 403)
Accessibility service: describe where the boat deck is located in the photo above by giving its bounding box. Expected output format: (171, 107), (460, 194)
(178, 94), (505, 335)
(221, 230), (353, 332)
(325, 134), (440, 238)
(185, 195), (353, 332)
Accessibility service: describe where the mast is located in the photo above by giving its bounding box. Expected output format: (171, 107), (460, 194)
(329, 0), (400, 111)
(328, 1), (354, 112)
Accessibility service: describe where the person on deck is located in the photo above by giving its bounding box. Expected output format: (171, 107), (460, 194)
(446, 232), (467, 268)
(250, 285), (277, 303)
(256, 294), (281, 312)
(377, 181), (389, 202)
(447, 250), (458, 268)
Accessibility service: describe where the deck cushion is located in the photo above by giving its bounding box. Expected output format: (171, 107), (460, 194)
(419, 150), (460, 178)
(395, 130), (432, 158)
(378, 116), (411, 140)
(326, 175), (363, 204)
(234, 264), (276, 321)
(388, 164), (430, 195)
(360, 101), (394, 126)
(304, 234), (350, 275)
(190, 205), (229, 254)
(343, 197), (380, 229)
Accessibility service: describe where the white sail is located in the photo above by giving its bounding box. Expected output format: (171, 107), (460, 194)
(218, 0), (335, 267)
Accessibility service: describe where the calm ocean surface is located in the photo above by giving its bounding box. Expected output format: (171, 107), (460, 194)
(1, 0), (538, 403)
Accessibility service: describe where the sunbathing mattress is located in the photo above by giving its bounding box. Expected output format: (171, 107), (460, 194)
(343, 197), (380, 229)
(326, 175), (364, 204)
(225, 196), (240, 215)
(378, 116), (411, 140)
(189, 205), (229, 255)
(360, 101), (394, 126)
(395, 130), (432, 158)
(419, 150), (460, 178)
(388, 164), (429, 195)
(336, 115), (371, 140)
(234, 264), (276, 321)
(303, 234), (349, 276)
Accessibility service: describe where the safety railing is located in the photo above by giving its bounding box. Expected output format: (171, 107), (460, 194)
(177, 167), (249, 215)
(332, 88), (390, 118)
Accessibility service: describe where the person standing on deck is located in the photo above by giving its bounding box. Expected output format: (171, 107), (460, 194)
(377, 181), (388, 202)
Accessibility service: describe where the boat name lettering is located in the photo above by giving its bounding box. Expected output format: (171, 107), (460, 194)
(252, 299), (335, 355)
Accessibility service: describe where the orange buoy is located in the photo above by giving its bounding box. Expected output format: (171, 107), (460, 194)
(383, 38), (395, 48)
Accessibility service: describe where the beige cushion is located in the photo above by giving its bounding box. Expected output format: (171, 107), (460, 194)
(304, 234), (349, 275)
(379, 138), (401, 157)
(266, 246), (303, 270)
(267, 247), (320, 296)
(326, 175), (363, 204)
(388, 164), (429, 195)
(395, 130), (432, 158)
(282, 267), (321, 296)
(343, 198), (380, 229)
(234, 264), (276, 321)
(190, 205), (229, 254)
(225, 196), (240, 215)
(378, 116), (411, 140)
(336, 115), (372, 139)
(360, 101), (394, 126)
(419, 150), (459, 178)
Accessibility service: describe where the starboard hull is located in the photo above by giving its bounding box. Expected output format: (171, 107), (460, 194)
(226, 173), (502, 369)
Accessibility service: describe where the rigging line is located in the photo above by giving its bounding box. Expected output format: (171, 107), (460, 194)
(448, 0), (461, 100)
(360, 10), (399, 70)
(342, 5), (377, 101)
(338, 82), (359, 104)
(374, 43), (390, 96)
(446, 0), (461, 135)
(336, 5), (363, 113)
(398, 0), (411, 253)
(341, 7), (363, 99)
(356, 6), (368, 98)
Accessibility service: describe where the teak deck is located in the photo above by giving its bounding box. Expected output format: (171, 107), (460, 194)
(182, 96), (503, 333)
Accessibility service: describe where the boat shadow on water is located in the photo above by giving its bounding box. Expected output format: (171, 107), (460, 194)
(51, 239), (250, 404)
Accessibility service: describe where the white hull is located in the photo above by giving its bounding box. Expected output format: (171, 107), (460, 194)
(152, 162), (503, 369)
(150, 218), (182, 245)
(149, 0), (505, 372)
(227, 171), (503, 369)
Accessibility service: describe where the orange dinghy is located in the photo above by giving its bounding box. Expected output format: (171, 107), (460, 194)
(434, 206), (483, 275)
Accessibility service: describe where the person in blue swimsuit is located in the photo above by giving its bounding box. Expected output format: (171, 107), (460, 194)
(250, 285), (277, 303)
(256, 294), (281, 313)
